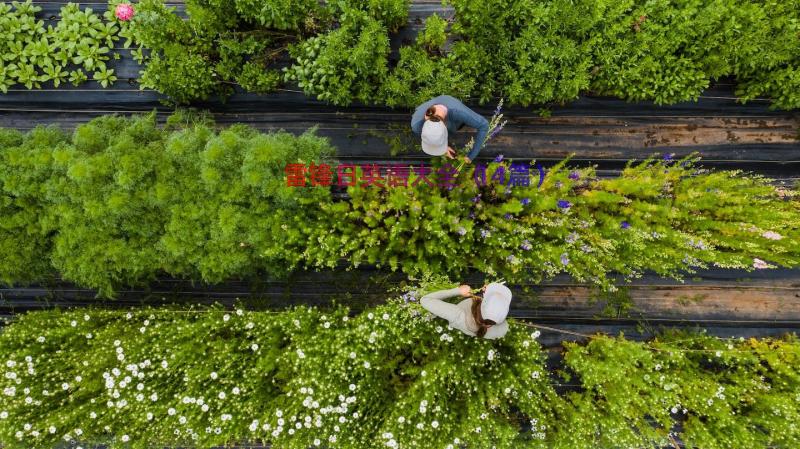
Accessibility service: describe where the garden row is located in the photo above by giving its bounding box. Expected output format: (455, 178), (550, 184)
(3, 0), (799, 109)
(0, 292), (798, 449)
(1, 112), (798, 297)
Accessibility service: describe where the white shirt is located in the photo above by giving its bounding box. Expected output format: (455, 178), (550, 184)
(419, 288), (509, 339)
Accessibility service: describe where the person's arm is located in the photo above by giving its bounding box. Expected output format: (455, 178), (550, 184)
(466, 114), (490, 161)
(411, 114), (425, 136)
(420, 287), (467, 323)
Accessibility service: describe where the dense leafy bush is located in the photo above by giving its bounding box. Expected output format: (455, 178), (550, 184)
(124, 0), (406, 104)
(0, 299), (797, 448)
(284, 9), (391, 105)
(0, 114), (798, 296)
(0, 0), (121, 91)
(123, 0), (324, 103)
(0, 113), (334, 296)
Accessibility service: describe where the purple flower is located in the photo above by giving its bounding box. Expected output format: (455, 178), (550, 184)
(621, 221), (630, 229)
(489, 124), (505, 140)
(663, 153), (675, 162)
(471, 195), (481, 203)
(400, 292), (418, 303)
(494, 155), (504, 163)
(560, 253), (569, 266)
(469, 212), (476, 219)
(504, 213), (512, 220)
(520, 240), (532, 251)
(568, 171), (580, 180)
(557, 200), (571, 209)
(680, 160), (690, 167)
(520, 197), (530, 206)
(566, 232), (578, 244)
(457, 226), (467, 236)
(493, 102), (503, 116)
(506, 254), (517, 263)
(480, 229), (491, 238)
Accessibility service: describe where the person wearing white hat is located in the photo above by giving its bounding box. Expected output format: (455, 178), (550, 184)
(411, 95), (490, 164)
(419, 282), (512, 339)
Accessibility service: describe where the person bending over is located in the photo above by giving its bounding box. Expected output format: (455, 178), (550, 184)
(410, 95), (490, 164)
(419, 282), (512, 339)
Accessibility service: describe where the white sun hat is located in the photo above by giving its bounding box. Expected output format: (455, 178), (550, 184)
(481, 283), (512, 323)
(420, 120), (448, 156)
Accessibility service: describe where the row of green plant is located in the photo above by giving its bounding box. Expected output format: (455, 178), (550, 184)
(0, 0), (122, 91)
(0, 286), (798, 449)
(6, 0), (797, 110)
(0, 112), (798, 297)
(120, 0), (800, 109)
(120, 0), (406, 103)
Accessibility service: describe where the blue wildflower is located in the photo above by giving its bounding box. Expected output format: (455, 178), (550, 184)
(560, 253), (569, 266)
(621, 221), (630, 229)
(494, 155), (504, 163)
(520, 197), (530, 206)
(480, 229), (491, 238)
(506, 255), (517, 263)
(566, 232), (578, 244)
(557, 200), (571, 209)
(457, 226), (467, 236)
(469, 212), (476, 219)
(471, 195), (481, 203)
(520, 240), (532, 251)
(504, 213), (513, 220)
(663, 153), (675, 162)
(568, 171), (580, 180)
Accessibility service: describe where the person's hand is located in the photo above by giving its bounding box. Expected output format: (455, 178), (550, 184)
(444, 146), (456, 159)
(463, 156), (472, 164)
(458, 284), (472, 297)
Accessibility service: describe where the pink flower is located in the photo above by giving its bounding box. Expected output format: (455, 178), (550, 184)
(753, 258), (769, 269)
(761, 231), (783, 240)
(115, 3), (135, 21)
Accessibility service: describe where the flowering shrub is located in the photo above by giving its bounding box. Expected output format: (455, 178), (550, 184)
(0, 301), (797, 448)
(0, 113), (798, 296)
(305, 154), (800, 292)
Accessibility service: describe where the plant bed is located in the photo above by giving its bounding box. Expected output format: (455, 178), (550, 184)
(0, 112), (798, 297)
(0, 289), (798, 448)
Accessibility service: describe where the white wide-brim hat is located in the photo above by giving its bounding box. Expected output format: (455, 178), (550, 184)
(481, 283), (512, 324)
(421, 120), (448, 156)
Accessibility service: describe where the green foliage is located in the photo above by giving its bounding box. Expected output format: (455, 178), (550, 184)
(232, 0), (321, 30)
(732, 0), (800, 110)
(0, 113), (334, 296)
(303, 155), (800, 292)
(379, 41), (493, 108)
(0, 115), (799, 296)
(334, 0), (410, 32)
(126, 0), (321, 103)
(284, 10), (390, 105)
(0, 0), (122, 92)
(418, 13), (448, 52)
(0, 303), (797, 448)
